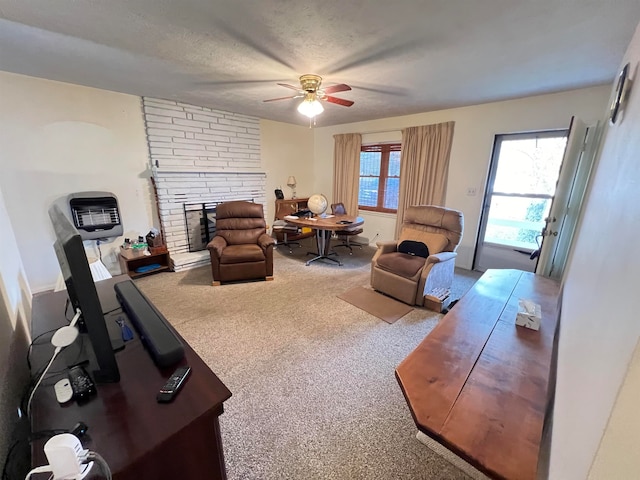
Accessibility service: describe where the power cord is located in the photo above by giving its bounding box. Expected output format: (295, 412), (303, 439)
(84, 452), (111, 480)
(27, 310), (81, 417)
(26, 328), (59, 371)
(24, 465), (51, 479)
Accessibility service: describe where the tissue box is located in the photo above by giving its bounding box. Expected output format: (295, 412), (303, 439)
(516, 299), (541, 331)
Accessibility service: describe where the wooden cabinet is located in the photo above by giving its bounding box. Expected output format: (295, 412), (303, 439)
(273, 198), (315, 249)
(31, 276), (231, 480)
(274, 197), (309, 220)
(119, 248), (170, 278)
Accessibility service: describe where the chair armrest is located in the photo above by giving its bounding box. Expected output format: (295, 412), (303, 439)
(420, 252), (458, 303)
(372, 241), (398, 265)
(425, 251), (457, 265)
(258, 233), (276, 249)
(376, 241), (398, 254)
(207, 236), (227, 258)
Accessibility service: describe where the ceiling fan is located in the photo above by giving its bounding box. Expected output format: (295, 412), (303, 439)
(263, 74), (354, 118)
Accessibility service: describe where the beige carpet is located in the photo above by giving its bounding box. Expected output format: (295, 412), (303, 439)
(338, 286), (413, 324)
(134, 242), (480, 480)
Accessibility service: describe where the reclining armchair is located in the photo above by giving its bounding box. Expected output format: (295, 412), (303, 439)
(207, 201), (275, 285)
(370, 205), (463, 307)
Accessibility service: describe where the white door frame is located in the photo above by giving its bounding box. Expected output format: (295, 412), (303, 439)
(473, 129), (569, 273)
(536, 119), (602, 279)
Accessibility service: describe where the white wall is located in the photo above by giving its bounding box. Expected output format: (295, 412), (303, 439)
(589, 340), (640, 478)
(550, 23), (640, 480)
(0, 183), (31, 471)
(0, 72), (155, 292)
(260, 120), (314, 223)
(313, 86), (610, 269)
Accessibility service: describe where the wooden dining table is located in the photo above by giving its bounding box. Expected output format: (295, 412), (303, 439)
(283, 214), (364, 265)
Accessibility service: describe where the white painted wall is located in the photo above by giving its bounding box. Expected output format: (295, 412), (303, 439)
(0, 183), (31, 470)
(0, 71), (155, 292)
(550, 23), (640, 480)
(589, 341), (640, 478)
(312, 86), (610, 269)
(260, 120), (314, 223)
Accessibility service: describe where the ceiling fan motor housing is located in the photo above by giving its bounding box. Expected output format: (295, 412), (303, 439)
(299, 74), (322, 93)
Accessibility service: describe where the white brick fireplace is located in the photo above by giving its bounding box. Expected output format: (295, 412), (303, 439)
(143, 97), (266, 271)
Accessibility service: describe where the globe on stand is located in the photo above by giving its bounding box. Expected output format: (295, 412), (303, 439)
(307, 194), (328, 217)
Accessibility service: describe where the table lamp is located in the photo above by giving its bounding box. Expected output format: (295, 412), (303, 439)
(287, 176), (297, 199)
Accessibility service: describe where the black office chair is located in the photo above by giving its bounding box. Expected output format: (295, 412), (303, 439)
(330, 203), (364, 254)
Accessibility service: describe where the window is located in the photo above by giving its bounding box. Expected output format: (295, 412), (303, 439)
(358, 143), (401, 213)
(480, 131), (568, 251)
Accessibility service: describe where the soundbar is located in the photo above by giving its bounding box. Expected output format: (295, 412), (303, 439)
(114, 280), (185, 368)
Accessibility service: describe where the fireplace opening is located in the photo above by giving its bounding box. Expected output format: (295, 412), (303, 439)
(184, 202), (219, 252)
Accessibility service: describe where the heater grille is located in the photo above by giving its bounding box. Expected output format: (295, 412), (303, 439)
(73, 206), (120, 229)
(68, 192), (123, 240)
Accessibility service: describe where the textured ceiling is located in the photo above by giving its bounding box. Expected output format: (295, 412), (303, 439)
(1, 1), (639, 127)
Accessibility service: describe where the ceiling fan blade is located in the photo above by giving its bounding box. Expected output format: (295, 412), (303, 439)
(263, 95), (302, 102)
(277, 83), (302, 92)
(324, 96), (354, 107)
(323, 84), (352, 94)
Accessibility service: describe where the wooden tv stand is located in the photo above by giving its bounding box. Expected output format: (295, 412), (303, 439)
(396, 269), (561, 480)
(119, 247), (170, 278)
(30, 276), (232, 479)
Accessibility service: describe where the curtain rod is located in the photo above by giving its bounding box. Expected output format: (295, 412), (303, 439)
(360, 128), (401, 135)
(334, 128), (401, 136)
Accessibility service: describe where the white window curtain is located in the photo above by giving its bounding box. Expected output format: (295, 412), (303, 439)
(396, 122), (455, 238)
(332, 133), (362, 215)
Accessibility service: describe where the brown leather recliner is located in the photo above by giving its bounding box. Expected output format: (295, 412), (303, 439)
(207, 201), (275, 285)
(371, 205), (463, 306)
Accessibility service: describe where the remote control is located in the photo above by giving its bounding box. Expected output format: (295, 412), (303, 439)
(68, 366), (96, 401)
(157, 366), (191, 403)
(54, 378), (74, 404)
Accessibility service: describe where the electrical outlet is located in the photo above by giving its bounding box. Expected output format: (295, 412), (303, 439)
(466, 187), (477, 196)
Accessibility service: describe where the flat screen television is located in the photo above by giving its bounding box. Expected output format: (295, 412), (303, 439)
(49, 204), (120, 383)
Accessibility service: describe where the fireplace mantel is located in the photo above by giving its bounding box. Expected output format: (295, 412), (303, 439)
(154, 165), (266, 175)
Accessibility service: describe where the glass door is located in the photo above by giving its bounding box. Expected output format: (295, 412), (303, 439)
(474, 130), (568, 272)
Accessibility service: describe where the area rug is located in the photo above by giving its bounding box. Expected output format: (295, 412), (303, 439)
(338, 286), (413, 324)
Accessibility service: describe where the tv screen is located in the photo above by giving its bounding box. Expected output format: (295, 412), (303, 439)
(48, 204), (120, 383)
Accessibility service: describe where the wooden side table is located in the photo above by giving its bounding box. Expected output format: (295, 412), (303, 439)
(119, 247), (170, 278)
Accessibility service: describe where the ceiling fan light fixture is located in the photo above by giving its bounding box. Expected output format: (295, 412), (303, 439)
(297, 95), (324, 118)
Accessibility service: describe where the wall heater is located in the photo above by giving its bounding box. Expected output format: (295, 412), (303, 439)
(68, 192), (123, 240)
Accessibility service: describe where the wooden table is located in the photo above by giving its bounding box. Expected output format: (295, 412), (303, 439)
(30, 276), (232, 479)
(284, 214), (364, 266)
(119, 247), (170, 278)
(396, 269), (561, 480)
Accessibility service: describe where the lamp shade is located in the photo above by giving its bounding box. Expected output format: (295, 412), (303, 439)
(286, 176), (296, 187)
(297, 98), (324, 118)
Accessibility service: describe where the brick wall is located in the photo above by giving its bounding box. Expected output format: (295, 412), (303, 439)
(142, 98), (266, 261)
